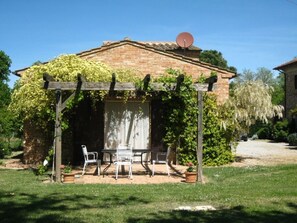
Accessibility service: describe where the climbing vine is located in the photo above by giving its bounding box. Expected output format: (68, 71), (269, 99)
(9, 55), (236, 166)
(155, 69), (199, 165)
(155, 69), (235, 166)
(9, 54), (142, 127)
(202, 94), (236, 166)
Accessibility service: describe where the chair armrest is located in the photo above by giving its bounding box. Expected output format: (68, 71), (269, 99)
(88, 152), (98, 160)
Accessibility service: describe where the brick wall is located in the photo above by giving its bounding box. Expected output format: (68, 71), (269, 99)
(80, 43), (233, 103)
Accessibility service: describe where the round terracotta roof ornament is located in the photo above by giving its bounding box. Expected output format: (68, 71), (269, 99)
(176, 32), (194, 48)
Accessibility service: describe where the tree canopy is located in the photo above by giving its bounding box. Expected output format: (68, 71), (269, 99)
(0, 51), (22, 142)
(233, 67), (284, 106)
(0, 50), (11, 107)
(0, 50), (12, 82)
(9, 54), (143, 122)
(271, 73), (284, 105)
(199, 50), (237, 73)
(224, 80), (283, 133)
(234, 67), (275, 86)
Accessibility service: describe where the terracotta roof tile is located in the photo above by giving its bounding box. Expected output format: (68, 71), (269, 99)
(103, 40), (201, 51)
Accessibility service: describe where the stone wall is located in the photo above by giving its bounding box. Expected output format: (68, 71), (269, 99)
(284, 66), (297, 119)
(23, 120), (52, 164)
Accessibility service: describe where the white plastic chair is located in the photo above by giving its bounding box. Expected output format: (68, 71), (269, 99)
(114, 144), (133, 179)
(152, 147), (171, 176)
(81, 145), (101, 176)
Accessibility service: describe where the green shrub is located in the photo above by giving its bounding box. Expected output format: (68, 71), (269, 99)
(36, 164), (47, 175)
(256, 127), (271, 139)
(287, 133), (297, 146)
(9, 138), (23, 151)
(0, 141), (11, 159)
(202, 94), (235, 166)
(271, 119), (289, 142)
(36, 148), (54, 175)
(273, 130), (288, 142)
(249, 121), (272, 139)
(158, 71), (235, 166)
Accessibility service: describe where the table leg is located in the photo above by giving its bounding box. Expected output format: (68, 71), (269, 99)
(103, 153), (113, 177)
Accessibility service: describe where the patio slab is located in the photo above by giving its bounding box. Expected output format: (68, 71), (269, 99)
(72, 163), (188, 184)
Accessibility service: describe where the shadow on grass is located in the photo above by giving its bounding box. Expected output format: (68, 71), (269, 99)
(0, 191), (83, 222)
(128, 204), (297, 223)
(0, 190), (149, 223)
(1, 189), (297, 223)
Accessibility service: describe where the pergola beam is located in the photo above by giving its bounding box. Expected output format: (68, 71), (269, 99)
(43, 81), (209, 92)
(44, 73), (216, 183)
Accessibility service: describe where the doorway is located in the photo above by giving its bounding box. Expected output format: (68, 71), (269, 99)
(104, 101), (150, 151)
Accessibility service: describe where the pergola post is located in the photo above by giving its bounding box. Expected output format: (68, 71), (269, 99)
(43, 73), (214, 183)
(55, 89), (62, 183)
(197, 91), (204, 183)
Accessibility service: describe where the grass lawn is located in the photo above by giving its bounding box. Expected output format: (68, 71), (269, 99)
(0, 164), (297, 223)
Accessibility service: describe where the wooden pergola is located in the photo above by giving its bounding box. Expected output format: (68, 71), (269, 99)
(43, 73), (217, 183)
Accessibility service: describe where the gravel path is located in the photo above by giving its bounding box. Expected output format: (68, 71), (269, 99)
(233, 140), (297, 166)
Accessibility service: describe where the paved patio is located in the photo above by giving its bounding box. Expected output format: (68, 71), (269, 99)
(72, 163), (189, 184)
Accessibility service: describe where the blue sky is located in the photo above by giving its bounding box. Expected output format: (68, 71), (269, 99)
(1, 0), (297, 88)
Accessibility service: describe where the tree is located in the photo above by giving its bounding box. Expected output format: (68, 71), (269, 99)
(199, 50), (237, 73)
(271, 73), (285, 105)
(0, 51), (11, 108)
(0, 51), (12, 110)
(0, 51), (21, 157)
(0, 50), (12, 82)
(224, 81), (283, 134)
(233, 69), (255, 84)
(255, 67), (275, 86)
(0, 82), (11, 108)
(233, 67), (284, 105)
(234, 67), (275, 86)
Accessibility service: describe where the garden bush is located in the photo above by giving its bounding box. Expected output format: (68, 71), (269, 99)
(9, 138), (23, 151)
(271, 119), (289, 142)
(256, 127), (271, 139)
(202, 94), (235, 166)
(156, 70), (236, 166)
(249, 121), (272, 139)
(0, 141), (11, 159)
(287, 133), (297, 146)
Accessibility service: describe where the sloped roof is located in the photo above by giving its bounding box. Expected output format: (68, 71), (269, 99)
(103, 40), (201, 51)
(76, 39), (201, 58)
(14, 39), (234, 77)
(77, 39), (234, 75)
(274, 58), (297, 70)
